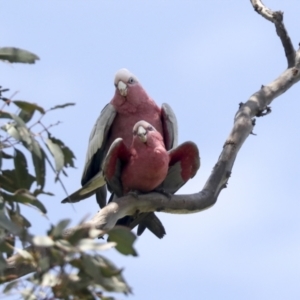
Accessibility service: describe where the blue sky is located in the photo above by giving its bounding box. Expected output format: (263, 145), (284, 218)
(1, 1), (300, 299)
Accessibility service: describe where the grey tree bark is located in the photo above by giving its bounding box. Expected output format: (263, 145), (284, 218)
(5, 0), (300, 280)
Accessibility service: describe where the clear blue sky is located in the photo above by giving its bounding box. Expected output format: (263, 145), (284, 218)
(2, 1), (300, 299)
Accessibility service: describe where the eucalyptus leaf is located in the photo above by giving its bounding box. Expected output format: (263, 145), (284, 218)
(0, 111), (12, 119)
(32, 235), (54, 247)
(0, 170), (24, 193)
(46, 138), (64, 172)
(18, 109), (35, 123)
(51, 219), (71, 238)
(108, 227), (138, 257)
(93, 255), (131, 294)
(47, 135), (76, 168)
(15, 190), (47, 214)
(2, 123), (21, 140)
(0, 214), (20, 235)
(32, 147), (45, 189)
(16, 249), (34, 260)
(13, 100), (45, 115)
(3, 190), (47, 214)
(41, 272), (61, 287)
(77, 239), (116, 252)
(8, 209), (31, 228)
(14, 149), (30, 188)
(0, 47), (39, 64)
(0, 169), (35, 192)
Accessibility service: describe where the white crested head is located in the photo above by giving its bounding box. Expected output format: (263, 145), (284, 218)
(133, 120), (156, 133)
(114, 68), (139, 86)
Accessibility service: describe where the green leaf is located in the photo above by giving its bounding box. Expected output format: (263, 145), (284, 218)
(18, 109), (35, 123)
(13, 100), (45, 115)
(1, 123), (21, 141)
(55, 239), (73, 252)
(14, 149), (30, 189)
(66, 227), (90, 245)
(77, 239), (116, 252)
(0, 47), (39, 64)
(0, 170), (23, 193)
(17, 249), (34, 260)
(2, 190), (47, 214)
(108, 227), (138, 256)
(32, 147), (46, 189)
(15, 190), (47, 214)
(47, 135), (76, 169)
(50, 102), (75, 111)
(33, 189), (54, 197)
(81, 254), (103, 281)
(8, 208), (31, 228)
(51, 219), (71, 239)
(46, 138), (64, 172)
(0, 111), (12, 119)
(5, 113), (42, 157)
(0, 169), (35, 192)
(32, 236), (54, 247)
(93, 255), (131, 293)
(1, 113), (36, 151)
(0, 197), (21, 235)
(31, 138), (42, 159)
(9, 112), (27, 127)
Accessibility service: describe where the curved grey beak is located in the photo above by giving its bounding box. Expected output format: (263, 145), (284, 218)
(137, 126), (147, 143)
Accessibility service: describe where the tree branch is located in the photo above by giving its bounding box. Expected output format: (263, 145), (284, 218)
(4, 0), (300, 282)
(250, 0), (295, 67)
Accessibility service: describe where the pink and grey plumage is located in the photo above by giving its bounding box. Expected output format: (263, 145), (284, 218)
(104, 121), (170, 196)
(61, 69), (178, 238)
(103, 120), (200, 238)
(62, 68), (178, 205)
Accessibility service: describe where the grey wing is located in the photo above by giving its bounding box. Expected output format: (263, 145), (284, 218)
(102, 138), (131, 198)
(61, 171), (106, 203)
(81, 103), (116, 186)
(158, 141), (200, 194)
(161, 103), (178, 150)
(158, 161), (184, 194)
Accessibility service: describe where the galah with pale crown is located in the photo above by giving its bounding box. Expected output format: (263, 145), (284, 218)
(61, 69), (178, 237)
(103, 120), (200, 238)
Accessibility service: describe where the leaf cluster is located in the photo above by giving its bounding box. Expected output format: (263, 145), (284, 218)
(0, 49), (136, 299)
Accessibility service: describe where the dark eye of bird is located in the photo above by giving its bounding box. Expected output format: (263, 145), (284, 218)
(147, 126), (153, 131)
(128, 77), (134, 84)
(133, 130), (137, 135)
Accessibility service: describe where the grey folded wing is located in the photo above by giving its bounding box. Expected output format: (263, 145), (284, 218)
(161, 103), (178, 150)
(102, 137), (131, 198)
(61, 103), (116, 205)
(61, 171), (105, 203)
(81, 103), (117, 186)
(158, 141), (200, 194)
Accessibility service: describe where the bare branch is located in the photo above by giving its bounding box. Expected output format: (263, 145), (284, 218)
(4, 0), (300, 282)
(250, 0), (295, 67)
